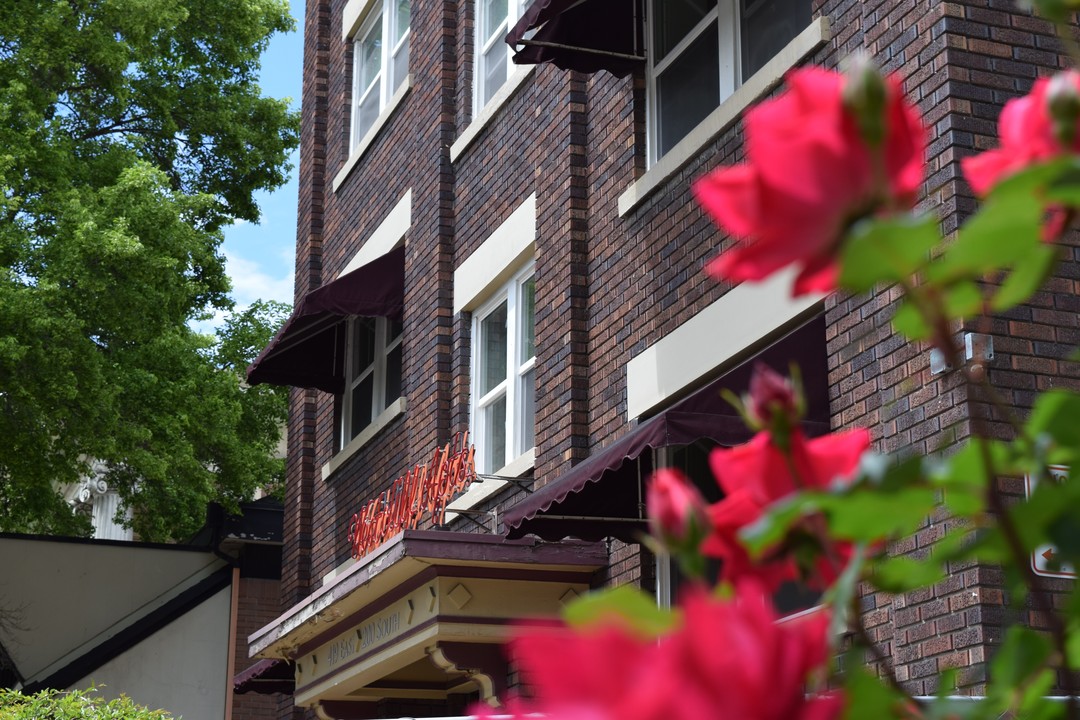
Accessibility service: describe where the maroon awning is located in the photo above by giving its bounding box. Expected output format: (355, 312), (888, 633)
(506, 0), (645, 77)
(502, 315), (829, 543)
(246, 247), (405, 394)
(233, 658), (294, 695)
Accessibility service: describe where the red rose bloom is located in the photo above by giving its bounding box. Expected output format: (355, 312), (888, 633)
(647, 468), (709, 549)
(495, 583), (843, 720)
(693, 67), (925, 296)
(961, 72), (1079, 197)
(704, 428), (870, 587)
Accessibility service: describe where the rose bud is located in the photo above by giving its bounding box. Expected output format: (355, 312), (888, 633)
(647, 469), (710, 579)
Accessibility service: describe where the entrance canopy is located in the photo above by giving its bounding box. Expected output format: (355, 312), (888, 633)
(249, 531), (605, 714)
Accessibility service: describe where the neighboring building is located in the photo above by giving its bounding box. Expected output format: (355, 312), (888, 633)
(245, 0), (1080, 717)
(0, 499), (284, 720)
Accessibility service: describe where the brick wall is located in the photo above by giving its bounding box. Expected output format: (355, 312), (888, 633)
(821, 0), (1080, 697)
(275, 0), (1080, 710)
(232, 578), (283, 720)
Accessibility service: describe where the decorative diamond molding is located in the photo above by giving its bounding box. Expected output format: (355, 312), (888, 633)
(447, 583), (473, 610)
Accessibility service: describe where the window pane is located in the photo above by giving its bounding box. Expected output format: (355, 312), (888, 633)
(356, 82), (382, 141)
(520, 367), (535, 451)
(394, 0), (410, 43)
(385, 342), (403, 407)
(387, 317), (403, 344)
(352, 318), (377, 377)
(481, 38), (508, 107)
(350, 375), (374, 438)
(519, 276), (535, 361)
(480, 301), (508, 395)
(741, 0), (810, 81)
(656, 26), (719, 157)
(484, 394), (507, 472)
(652, 0), (714, 61)
(392, 35), (409, 93)
(357, 20), (383, 91)
(482, 0), (508, 42)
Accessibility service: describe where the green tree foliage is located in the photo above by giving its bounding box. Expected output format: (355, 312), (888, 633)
(0, 687), (175, 719)
(0, 1), (299, 540)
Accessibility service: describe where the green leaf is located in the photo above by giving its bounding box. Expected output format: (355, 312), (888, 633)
(821, 485), (938, 541)
(822, 455), (936, 542)
(930, 439), (1014, 518)
(1027, 389), (1080, 451)
(1045, 162), (1080, 204)
(988, 626), (1054, 716)
(891, 297), (932, 340)
(562, 585), (678, 637)
(840, 660), (905, 720)
(931, 161), (1063, 282)
(839, 214), (940, 293)
(942, 280), (984, 319)
(993, 243), (1059, 312)
(1018, 670), (1062, 719)
(992, 625), (1052, 687)
(739, 492), (821, 556)
(872, 555), (945, 593)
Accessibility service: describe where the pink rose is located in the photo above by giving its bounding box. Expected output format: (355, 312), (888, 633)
(493, 583), (843, 720)
(646, 468), (709, 550)
(962, 72), (1080, 197)
(704, 428), (870, 588)
(746, 362), (800, 431)
(693, 67), (925, 296)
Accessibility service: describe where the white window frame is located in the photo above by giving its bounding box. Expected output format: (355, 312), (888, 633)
(351, 0), (410, 150)
(646, 0), (810, 166)
(470, 263), (535, 475)
(340, 316), (403, 446)
(474, 0), (526, 115)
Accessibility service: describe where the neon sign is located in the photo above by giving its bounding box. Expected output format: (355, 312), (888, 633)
(347, 433), (477, 559)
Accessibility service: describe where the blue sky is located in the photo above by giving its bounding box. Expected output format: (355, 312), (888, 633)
(211, 0), (304, 328)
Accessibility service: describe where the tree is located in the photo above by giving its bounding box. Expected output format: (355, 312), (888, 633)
(0, 0), (299, 541)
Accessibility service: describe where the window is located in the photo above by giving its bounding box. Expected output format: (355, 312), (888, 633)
(351, 0), (410, 149)
(471, 265), (535, 474)
(475, 0), (527, 112)
(647, 0), (810, 162)
(340, 316), (404, 446)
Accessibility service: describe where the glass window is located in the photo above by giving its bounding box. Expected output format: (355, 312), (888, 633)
(351, 0), (411, 149)
(471, 265), (536, 474)
(647, 0), (811, 163)
(740, 0), (809, 81)
(340, 316), (404, 445)
(475, 0), (526, 113)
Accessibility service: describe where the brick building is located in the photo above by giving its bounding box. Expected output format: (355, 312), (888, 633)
(244, 0), (1080, 716)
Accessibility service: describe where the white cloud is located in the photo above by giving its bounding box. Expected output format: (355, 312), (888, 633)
(224, 250), (294, 307)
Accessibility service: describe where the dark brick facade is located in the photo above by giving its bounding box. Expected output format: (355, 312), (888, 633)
(271, 0), (1080, 714)
(233, 578), (283, 720)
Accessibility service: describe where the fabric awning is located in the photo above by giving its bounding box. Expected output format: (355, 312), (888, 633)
(506, 0), (645, 77)
(246, 246), (405, 394)
(502, 315), (830, 543)
(234, 658), (295, 695)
